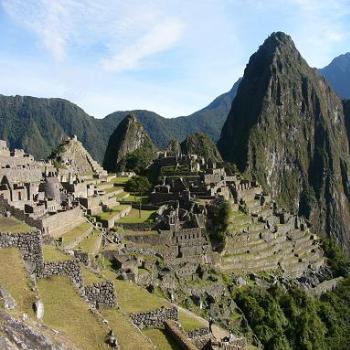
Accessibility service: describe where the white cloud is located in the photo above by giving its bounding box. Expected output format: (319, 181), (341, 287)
(102, 18), (185, 72)
(1, 0), (185, 70)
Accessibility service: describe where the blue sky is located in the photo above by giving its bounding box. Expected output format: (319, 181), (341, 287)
(0, 0), (349, 118)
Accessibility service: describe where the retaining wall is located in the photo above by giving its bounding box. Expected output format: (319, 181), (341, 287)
(0, 231), (43, 275)
(41, 260), (83, 289)
(84, 281), (116, 308)
(164, 320), (198, 350)
(130, 306), (178, 329)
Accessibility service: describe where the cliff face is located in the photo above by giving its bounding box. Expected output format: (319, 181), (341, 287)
(103, 114), (157, 173)
(219, 32), (350, 251)
(181, 133), (223, 162)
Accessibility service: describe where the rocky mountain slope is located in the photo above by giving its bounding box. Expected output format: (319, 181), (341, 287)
(0, 81), (239, 163)
(0, 95), (104, 162)
(103, 114), (157, 172)
(218, 32), (350, 251)
(180, 132), (223, 162)
(319, 53), (350, 99)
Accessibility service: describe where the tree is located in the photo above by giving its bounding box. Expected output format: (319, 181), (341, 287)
(125, 176), (151, 217)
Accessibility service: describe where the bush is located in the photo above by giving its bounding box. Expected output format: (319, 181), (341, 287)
(322, 239), (350, 277)
(125, 176), (151, 194)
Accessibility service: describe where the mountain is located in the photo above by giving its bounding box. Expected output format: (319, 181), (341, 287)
(180, 132), (223, 162)
(0, 81), (239, 164)
(100, 79), (241, 148)
(319, 53), (350, 99)
(0, 95), (105, 162)
(218, 32), (350, 251)
(49, 135), (106, 177)
(344, 100), (350, 146)
(103, 114), (157, 173)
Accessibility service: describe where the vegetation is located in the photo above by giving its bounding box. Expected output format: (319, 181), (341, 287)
(38, 276), (109, 350)
(143, 329), (181, 350)
(61, 222), (92, 247)
(233, 237), (350, 350)
(42, 245), (72, 261)
(102, 309), (155, 350)
(180, 132), (223, 162)
(322, 239), (350, 277)
(116, 208), (156, 224)
(77, 230), (102, 255)
(0, 248), (36, 316)
(125, 176), (151, 194)
(0, 216), (33, 233)
(208, 200), (231, 250)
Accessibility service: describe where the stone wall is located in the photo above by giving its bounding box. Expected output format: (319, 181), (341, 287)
(41, 207), (85, 238)
(187, 327), (210, 339)
(41, 260), (83, 289)
(125, 232), (169, 246)
(120, 222), (157, 232)
(0, 231), (43, 275)
(0, 197), (42, 230)
(84, 281), (116, 308)
(74, 250), (89, 266)
(164, 320), (198, 350)
(99, 205), (131, 229)
(130, 306), (178, 329)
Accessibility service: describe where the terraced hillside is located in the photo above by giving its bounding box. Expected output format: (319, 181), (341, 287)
(219, 181), (325, 278)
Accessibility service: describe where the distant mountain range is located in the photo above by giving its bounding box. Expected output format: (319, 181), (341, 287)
(0, 48), (348, 166)
(0, 79), (240, 163)
(319, 52), (350, 99)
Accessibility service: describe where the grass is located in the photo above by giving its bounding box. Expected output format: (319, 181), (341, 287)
(77, 230), (102, 255)
(0, 216), (33, 233)
(61, 222), (92, 246)
(81, 265), (104, 285)
(37, 276), (109, 350)
(110, 177), (129, 184)
(102, 186), (123, 194)
(117, 208), (156, 224)
(102, 309), (155, 350)
(114, 279), (168, 313)
(143, 329), (181, 350)
(97, 205), (130, 221)
(42, 245), (72, 262)
(124, 194), (149, 204)
(0, 248), (36, 316)
(178, 310), (208, 331)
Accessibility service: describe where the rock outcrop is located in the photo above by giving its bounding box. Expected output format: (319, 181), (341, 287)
(181, 133), (222, 162)
(103, 114), (157, 173)
(218, 32), (350, 251)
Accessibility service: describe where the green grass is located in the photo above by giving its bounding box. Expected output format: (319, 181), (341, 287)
(110, 177), (129, 184)
(0, 248), (36, 316)
(42, 245), (72, 262)
(102, 186), (123, 194)
(81, 265), (104, 285)
(97, 205), (130, 221)
(77, 230), (102, 255)
(0, 216), (33, 233)
(143, 329), (181, 350)
(61, 222), (91, 246)
(124, 194), (149, 203)
(38, 276), (109, 350)
(178, 310), (208, 331)
(117, 208), (156, 224)
(102, 309), (155, 350)
(100, 271), (168, 314)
